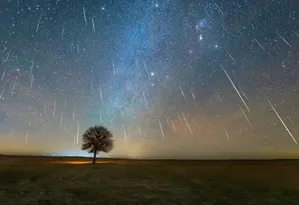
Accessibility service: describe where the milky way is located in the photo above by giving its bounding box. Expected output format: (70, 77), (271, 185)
(0, 0), (299, 159)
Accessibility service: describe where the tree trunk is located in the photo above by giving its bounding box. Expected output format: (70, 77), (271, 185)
(92, 150), (97, 164)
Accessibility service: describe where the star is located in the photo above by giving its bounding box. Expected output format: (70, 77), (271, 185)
(199, 34), (203, 41)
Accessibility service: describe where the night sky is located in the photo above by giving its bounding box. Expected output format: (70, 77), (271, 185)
(0, 0), (299, 159)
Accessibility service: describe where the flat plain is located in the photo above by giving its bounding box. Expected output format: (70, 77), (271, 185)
(1, 156), (299, 205)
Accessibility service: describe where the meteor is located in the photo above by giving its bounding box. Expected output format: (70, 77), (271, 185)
(266, 97), (297, 144)
(159, 120), (165, 140)
(221, 65), (250, 112)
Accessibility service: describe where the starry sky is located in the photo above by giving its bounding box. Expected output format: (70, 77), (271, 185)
(0, 0), (299, 159)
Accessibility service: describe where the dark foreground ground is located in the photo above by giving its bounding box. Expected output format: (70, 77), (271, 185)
(1, 156), (299, 205)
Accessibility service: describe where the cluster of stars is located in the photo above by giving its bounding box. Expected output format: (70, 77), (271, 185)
(0, 0), (298, 158)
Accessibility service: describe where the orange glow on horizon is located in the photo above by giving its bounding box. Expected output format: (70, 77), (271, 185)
(51, 160), (127, 165)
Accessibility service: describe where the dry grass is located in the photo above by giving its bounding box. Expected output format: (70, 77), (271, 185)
(1, 156), (299, 204)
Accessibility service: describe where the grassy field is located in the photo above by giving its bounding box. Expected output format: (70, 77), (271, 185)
(1, 156), (299, 205)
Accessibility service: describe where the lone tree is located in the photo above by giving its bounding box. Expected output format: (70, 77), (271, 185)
(82, 125), (114, 164)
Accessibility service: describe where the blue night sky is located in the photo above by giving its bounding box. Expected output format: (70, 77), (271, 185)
(0, 0), (299, 159)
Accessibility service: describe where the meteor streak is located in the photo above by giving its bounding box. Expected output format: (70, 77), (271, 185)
(53, 101), (56, 119)
(266, 97), (297, 144)
(143, 61), (150, 80)
(76, 121), (80, 144)
(253, 38), (265, 50)
(225, 49), (236, 64)
(276, 31), (292, 48)
(221, 65), (250, 112)
(36, 13), (43, 33)
(122, 124), (127, 141)
(179, 86), (188, 101)
(92, 18), (95, 32)
(181, 112), (193, 136)
(212, 0), (224, 15)
(241, 107), (252, 127)
(159, 120), (165, 140)
(171, 120), (176, 132)
(224, 128), (230, 140)
(83, 6), (87, 26)
(100, 85), (103, 103)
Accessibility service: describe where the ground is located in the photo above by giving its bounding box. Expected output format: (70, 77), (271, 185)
(0, 156), (299, 205)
